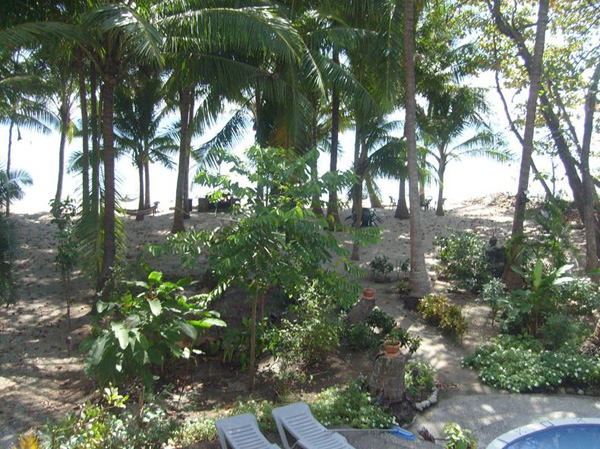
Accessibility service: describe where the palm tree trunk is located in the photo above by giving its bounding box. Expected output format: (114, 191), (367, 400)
(99, 76), (117, 292)
(54, 120), (67, 210)
(366, 173), (383, 208)
(172, 87), (191, 233)
(493, 0), (549, 289)
(327, 48), (342, 229)
(144, 159), (151, 209)
(311, 97), (324, 216)
(136, 159), (145, 221)
(6, 120), (13, 217)
(435, 159), (445, 217)
(90, 64), (101, 220)
(404, 0), (431, 297)
(351, 125), (363, 261)
(395, 176), (409, 219)
(75, 46), (90, 214)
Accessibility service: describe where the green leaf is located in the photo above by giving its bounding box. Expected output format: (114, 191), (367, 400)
(148, 298), (162, 316)
(178, 322), (198, 340)
(189, 317), (226, 328)
(111, 323), (130, 350)
(96, 300), (109, 313)
(148, 271), (163, 284)
(88, 333), (109, 367)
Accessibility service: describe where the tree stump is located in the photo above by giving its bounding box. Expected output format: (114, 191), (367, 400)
(346, 298), (375, 325)
(367, 351), (410, 403)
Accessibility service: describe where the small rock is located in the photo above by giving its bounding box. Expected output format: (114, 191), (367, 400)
(577, 389), (584, 395)
(558, 387), (566, 394)
(566, 388), (576, 394)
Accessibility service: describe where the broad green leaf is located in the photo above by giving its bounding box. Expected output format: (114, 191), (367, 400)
(111, 323), (130, 350)
(148, 271), (163, 284)
(189, 318), (226, 328)
(148, 298), (162, 316)
(88, 333), (109, 367)
(96, 300), (109, 313)
(178, 322), (198, 340)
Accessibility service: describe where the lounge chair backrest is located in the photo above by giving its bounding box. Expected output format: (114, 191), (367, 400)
(215, 413), (280, 449)
(272, 402), (354, 449)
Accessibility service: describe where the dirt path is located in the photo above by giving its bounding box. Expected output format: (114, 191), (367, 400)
(0, 214), (94, 448)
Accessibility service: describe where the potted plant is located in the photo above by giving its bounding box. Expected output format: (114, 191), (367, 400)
(362, 287), (376, 300)
(369, 255), (394, 282)
(382, 327), (422, 356)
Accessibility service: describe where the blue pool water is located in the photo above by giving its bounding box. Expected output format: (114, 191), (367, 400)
(504, 424), (600, 449)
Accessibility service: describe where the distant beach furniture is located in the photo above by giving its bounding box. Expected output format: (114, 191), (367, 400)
(124, 201), (159, 217)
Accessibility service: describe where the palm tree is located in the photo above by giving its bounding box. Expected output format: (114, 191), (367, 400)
(0, 167), (33, 212)
(114, 69), (175, 221)
(35, 42), (79, 211)
(0, 50), (53, 216)
(417, 85), (509, 216)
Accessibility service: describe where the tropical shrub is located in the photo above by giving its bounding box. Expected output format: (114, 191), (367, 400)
(42, 386), (177, 449)
(463, 335), (600, 393)
(366, 307), (396, 335)
(369, 255), (394, 280)
(146, 147), (372, 386)
(344, 323), (380, 351)
(434, 230), (491, 292)
(443, 422), (478, 449)
(405, 360), (436, 401)
(83, 272), (225, 389)
(221, 317), (270, 370)
(268, 282), (342, 370)
(418, 294), (468, 339)
(501, 261), (574, 336)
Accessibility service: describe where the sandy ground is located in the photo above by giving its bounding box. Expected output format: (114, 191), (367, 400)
(0, 196), (524, 447)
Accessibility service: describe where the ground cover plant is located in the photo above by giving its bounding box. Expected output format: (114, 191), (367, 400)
(463, 335), (600, 393)
(41, 380), (397, 448)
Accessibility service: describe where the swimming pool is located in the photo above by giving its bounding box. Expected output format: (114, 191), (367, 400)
(486, 418), (600, 449)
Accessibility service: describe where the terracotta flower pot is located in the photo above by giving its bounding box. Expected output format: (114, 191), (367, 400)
(363, 287), (376, 300)
(383, 341), (401, 356)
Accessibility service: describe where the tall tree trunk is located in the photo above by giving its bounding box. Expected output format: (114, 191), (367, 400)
(54, 117), (67, 210)
(172, 87), (191, 233)
(76, 46), (90, 214)
(136, 158), (145, 221)
(395, 176), (409, 219)
(492, 0), (549, 289)
(183, 94), (194, 220)
(404, 0), (431, 296)
(144, 159), (151, 209)
(435, 158), (445, 217)
(366, 173), (383, 208)
(6, 120), (13, 217)
(90, 64), (101, 221)
(581, 62), (600, 281)
(99, 75), (117, 293)
(327, 47), (342, 229)
(310, 97), (324, 216)
(351, 125), (363, 261)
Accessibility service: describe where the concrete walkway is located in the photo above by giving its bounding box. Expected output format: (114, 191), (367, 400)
(345, 393), (600, 448)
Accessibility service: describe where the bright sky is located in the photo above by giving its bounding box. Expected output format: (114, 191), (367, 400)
(0, 72), (564, 215)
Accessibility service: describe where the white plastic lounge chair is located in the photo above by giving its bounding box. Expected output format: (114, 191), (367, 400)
(215, 413), (280, 449)
(272, 402), (355, 449)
